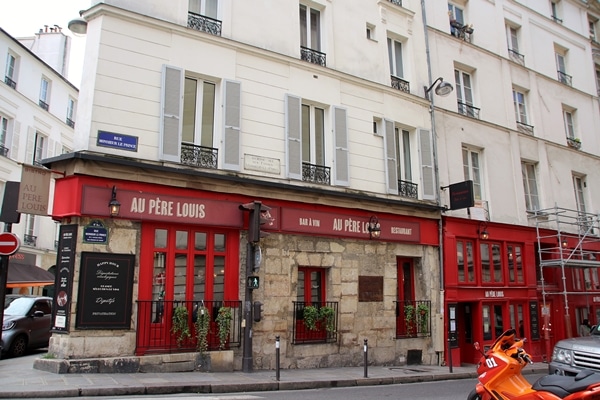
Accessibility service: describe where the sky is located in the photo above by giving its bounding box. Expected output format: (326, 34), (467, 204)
(1, 0), (91, 88)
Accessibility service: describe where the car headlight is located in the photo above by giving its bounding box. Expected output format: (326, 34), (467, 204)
(2, 321), (15, 331)
(552, 347), (573, 364)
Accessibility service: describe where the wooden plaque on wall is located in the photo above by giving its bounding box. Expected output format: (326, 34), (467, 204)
(358, 276), (383, 302)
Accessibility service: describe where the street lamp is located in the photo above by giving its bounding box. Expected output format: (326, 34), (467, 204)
(424, 77), (454, 100)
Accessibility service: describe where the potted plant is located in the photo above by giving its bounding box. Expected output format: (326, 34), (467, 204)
(216, 306), (232, 350)
(319, 305), (336, 333)
(417, 303), (430, 333)
(404, 304), (416, 335)
(302, 305), (320, 331)
(171, 305), (191, 348)
(195, 305), (211, 354)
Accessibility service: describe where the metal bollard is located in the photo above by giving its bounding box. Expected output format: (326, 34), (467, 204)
(363, 338), (368, 378)
(275, 335), (280, 381)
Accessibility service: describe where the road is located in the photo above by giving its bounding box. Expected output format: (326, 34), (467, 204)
(30, 374), (547, 400)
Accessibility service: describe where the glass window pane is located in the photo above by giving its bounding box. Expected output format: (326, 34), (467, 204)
(483, 305), (491, 340)
(176, 231), (188, 250)
(174, 253), (187, 300)
(310, 271), (322, 304)
(152, 251), (166, 323)
(183, 77), (198, 143)
(315, 107), (325, 165)
(299, 5), (307, 48)
(214, 233), (225, 252)
(481, 243), (490, 282)
(493, 244), (502, 282)
(310, 8), (320, 50)
(467, 242), (474, 281)
(297, 270), (305, 301)
(201, 82), (215, 147)
(154, 229), (168, 248)
(301, 104), (310, 162)
(213, 256), (225, 301)
(457, 242), (465, 282)
(195, 232), (207, 250)
(194, 255), (206, 300)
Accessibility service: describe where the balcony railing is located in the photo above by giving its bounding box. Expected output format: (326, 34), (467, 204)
(135, 300), (242, 355)
(66, 118), (75, 128)
(508, 49), (525, 66)
(391, 75), (410, 93)
(300, 46), (326, 67)
(567, 137), (581, 150)
(395, 300), (431, 338)
(399, 180), (418, 199)
(292, 301), (338, 344)
(0, 145), (8, 157)
(4, 76), (16, 89)
(388, 0), (402, 6)
(450, 21), (473, 43)
(551, 15), (563, 24)
(302, 162), (330, 185)
(187, 12), (222, 36)
(23, 234), (37, 247)
(457, 101), (480, 119)
(557, 71), (572, 86)
(516, 121), (534, 136)
(181, 143), (218, 169)
(39, 100), (49, 111)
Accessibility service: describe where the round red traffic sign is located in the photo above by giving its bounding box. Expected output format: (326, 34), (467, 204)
(0, 232), (20, 256)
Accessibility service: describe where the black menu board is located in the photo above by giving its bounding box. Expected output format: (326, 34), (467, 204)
(51, 224), (78, 332)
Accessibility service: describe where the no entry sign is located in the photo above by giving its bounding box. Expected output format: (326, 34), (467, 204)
(0, 232), (20, 256)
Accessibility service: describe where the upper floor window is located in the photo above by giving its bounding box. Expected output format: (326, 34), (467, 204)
(507, 244), (524, 284)
(33, 131), (46, 166)
(595, 66), (600, 97)
(551, 1), (562, 24)
(387, 38), (409, 93)
(555, 48), (571, 86)
(506, 25), (524, 65)
(302, 103), (328, 183)
(521, 162), (540, 211)
(4, 52), (17, 89)
(188, 0), (221, 36)
(590, 16), (599, 42)
(448, 3), (464, 34)
(462, 146), (482, 201)
(573, 175), (587, 214)
(39, 77), (51, 111)
(481, 243), (503, 284)
(300, 4), (325, 66)
(66, 97), (76, 128)
(513, 89), (532, 134)
(457, 239), (475, 284)
(0, 115), (9, 157)
(395, 128), (417, 199)
(455, 69), (480, 119)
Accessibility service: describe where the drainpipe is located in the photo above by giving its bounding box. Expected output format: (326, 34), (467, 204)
(421, 0), (446, 363)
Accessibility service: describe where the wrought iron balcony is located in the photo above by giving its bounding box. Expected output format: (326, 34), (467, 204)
(508, 49), (525, 66)
(181, 143), (218, 169)
(388, 0), (402, 5)
(66, 118), (75, 128)
(551, 15), (563, 24)
(23, 234), (37, 247)
(292, 301), (338, 344)
(39, 100), (49, 111)
(0, 145), (8, 157)
(457, 101), (480, 119)
(557, 71), (572, 86)
(300, 46), (326, 67)
(4, 76), (16, 89)
(395, 300), (431, 338)
(391, 75), (410, 93)
(187, 12), (222, 36)
(517, 121), (534, 136)
(450, 21), (473, 43)
(567, 137), (581, 150)
(302, 162), (330, 185)
(398, 180), (418, 199)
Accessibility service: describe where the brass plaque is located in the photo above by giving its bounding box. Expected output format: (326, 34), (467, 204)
(359, 276), (383, 302)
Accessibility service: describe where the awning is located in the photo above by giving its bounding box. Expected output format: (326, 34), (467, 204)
(7, 264), (55, 288)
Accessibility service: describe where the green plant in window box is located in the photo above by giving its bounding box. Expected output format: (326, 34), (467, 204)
(404, 304), (416, 334)
(216, 306), (232, 350)
(303, 305), (320, 331)
(417, 303), (430, 333)
(319, 306), (336, 333)
(195, 305), (211, 354)
(172, 305), (191, 348)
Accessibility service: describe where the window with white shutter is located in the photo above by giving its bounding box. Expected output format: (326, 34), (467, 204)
(333, 106), (349, 186)
(419, 129), (435, 200)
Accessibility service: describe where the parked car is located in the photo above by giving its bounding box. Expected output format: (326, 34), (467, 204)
(549, 324), (600, 376)
(1, 296), (52, 358)
(4, 294), (21, 308)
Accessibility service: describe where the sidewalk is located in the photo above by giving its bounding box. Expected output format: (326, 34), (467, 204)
(0, 352), (548, 399)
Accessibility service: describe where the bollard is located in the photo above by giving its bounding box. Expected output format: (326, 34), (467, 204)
(275, 335), (280, 381)
(447, 338), (453, 373)
(363, 338), (368, 378)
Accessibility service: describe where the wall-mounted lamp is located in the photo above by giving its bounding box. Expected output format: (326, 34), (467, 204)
(108, 186), (121, 217)
(560, 237), (568, 249)
(368, 216), (381, 240)
(68, 11), (88, 36)
(477, 221), (489, 240)
(424, 77), (454, 100)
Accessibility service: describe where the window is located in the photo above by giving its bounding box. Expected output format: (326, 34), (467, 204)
(506, 25), (524, 65)
(556, 49), (571, 86)
(188, 0), (221, 35)
(596, 67), (600, 96)
(482, 304), (504, 341)
(589, 16), (598, 41)
(448, 3), (465, 36)
(366, 23), (375, 40)
(507, 244), (524, 284)
(455, 69), (479, 118)
(183, 77), (216, 149)
(395, 128), (417, 198)
(563, 108), (575, 139)
(299, 4), (325, 66)
(302, 104), (325, 168)
(0, 115), (9, 157)
(521, 162), (540, 211)
(33, 131), (46, 166)
(513, 89), (528, 124)
(551, 1), (562, 23)
(462, 147), (482, 201)
(4, 52), (17, 89)
(39, 77), (50, 111)
(481, 243), (503, 284)
(388, 38), (409, 92)
(24, 215), (37, 246)
(457, 240), (475, 284)
(66, 98), (76, 128)
(189, 0), (218, 19)
(573, 175), (587, 214)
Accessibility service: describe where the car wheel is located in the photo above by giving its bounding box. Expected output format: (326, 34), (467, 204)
(8, 335), (28, 358)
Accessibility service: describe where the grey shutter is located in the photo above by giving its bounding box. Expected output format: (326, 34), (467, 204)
(223, 80), (241, 171)
(285, 94), (302, 180)
(159, 65), (183, 162)
(333, 106), (349, 186)
(9, 121), (19, 161)
(383, 119), (398, 194)
(419, 128), (435, 200)
(25, 127), (35, 165)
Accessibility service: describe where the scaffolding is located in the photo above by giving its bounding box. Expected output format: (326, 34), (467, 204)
(531, 205), (600, 338)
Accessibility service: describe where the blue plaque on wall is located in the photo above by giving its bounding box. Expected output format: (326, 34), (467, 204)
(83, 220), (108, 244)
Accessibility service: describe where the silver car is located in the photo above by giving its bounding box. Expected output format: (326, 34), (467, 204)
(550, 325), (600, 376)
(1, 296), (52, 358)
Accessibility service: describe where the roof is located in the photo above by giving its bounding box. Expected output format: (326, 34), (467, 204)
(7, 264), (55, 288)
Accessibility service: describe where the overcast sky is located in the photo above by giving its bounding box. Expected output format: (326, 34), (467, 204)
(1, 0), (91, 87)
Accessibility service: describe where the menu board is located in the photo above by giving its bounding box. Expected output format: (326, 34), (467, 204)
(75, 252), (135, 329)
(529, 301), (540, 340)
(51, 224), (78, 332)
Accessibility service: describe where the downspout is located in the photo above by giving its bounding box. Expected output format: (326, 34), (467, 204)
(421, 0), (446, 365)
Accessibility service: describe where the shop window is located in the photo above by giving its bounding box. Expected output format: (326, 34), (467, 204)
(482, 304), (504, 342)
(509, 303), (524, 337)
(507, 244), (524, 284)
(457, 240), (475, 283)
(480, 243), (503, 284)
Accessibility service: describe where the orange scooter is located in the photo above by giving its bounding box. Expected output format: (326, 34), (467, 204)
(468, 329), (600, 400)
